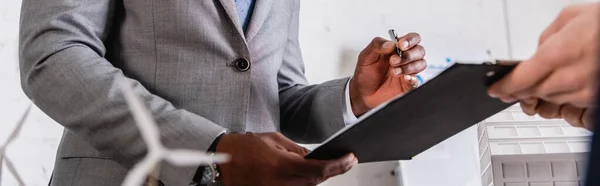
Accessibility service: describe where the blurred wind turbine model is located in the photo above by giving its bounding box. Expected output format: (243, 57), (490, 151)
(119, 80), (229, 186)
(0, 105), (31, 186)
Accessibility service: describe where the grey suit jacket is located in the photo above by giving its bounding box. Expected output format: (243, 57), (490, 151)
(19, 0), (348, 185)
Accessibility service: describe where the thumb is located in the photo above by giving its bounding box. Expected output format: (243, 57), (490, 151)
(288, 153), (357, 179)
(488, 35), (560, 98)
(358, 37), (396, 66)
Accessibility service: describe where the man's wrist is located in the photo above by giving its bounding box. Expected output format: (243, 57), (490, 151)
(349, 80), (369, 116)
(350, 98), (368, 116)
(192, 132), (226, 185)
(208, 133), (225, 152)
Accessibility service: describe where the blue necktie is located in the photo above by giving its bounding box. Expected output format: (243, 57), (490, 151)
(234, 0), (255, 31)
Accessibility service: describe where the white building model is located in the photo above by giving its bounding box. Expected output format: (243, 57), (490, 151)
(479, 105), (591, 186)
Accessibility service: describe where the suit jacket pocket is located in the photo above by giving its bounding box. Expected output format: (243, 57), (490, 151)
(58, 131), (112, 160)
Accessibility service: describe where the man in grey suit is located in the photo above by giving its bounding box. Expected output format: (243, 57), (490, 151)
(19, 0), (426, 185)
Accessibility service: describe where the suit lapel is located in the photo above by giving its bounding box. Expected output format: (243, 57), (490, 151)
(245, 0), (273, 42)
(218, 0), (246, 42)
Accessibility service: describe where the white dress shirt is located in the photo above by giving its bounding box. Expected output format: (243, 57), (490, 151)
(342, 79), (360, 125)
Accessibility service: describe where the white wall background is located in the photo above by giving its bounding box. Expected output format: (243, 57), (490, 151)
(0, 0), (597, 185)
(0, 1), (64, 185)
(299, 0), (597, 186)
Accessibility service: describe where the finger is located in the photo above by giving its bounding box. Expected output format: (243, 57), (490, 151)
(520, 98), (539, 116)
(582, 108), (594, 131)
(532, 66), (584, 101)
(488, 59), (553, 98)
(560, 104), (585, 128)
(358, 37), (396, 65)
(288, 177), (323, 186)
(273, 133), (310, 155)
(492, 4), (591, 98)
(512, 68), (579, 101)
(536, 101), (562, 119)
(498, 95), (518, 103)
(389, 55), (402, 67)
(314, 153), (357, 179)
(512, 88), (536, 100)
(544, 87), (596, 108)
(403, 75), (419, 88)
(397, 32), (422, 51)
(288, 153), (357, 179)
(538, 4), (587, 45)
(395, 45), (425, 66)
(488, 37), (561, 98)
(399, 59), (427, 75)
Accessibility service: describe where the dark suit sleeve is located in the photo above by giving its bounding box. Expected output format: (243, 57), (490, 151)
(18, 0), (226, 185)
(586, 91), (600, 186)
(277, 0), (349, 144)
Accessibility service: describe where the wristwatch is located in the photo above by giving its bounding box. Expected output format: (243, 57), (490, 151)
(191, 133), (224, 185)
(198, 153), (220, 184)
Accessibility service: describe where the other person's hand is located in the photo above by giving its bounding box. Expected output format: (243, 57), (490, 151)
(488, 3), (600, 108)
(520, 98), (593, 130)
(216, 133), (358, 186)
(350, 33), (427, 116)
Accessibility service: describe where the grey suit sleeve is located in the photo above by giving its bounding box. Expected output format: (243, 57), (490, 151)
(19, 0), (225, 185)
(278, 1), (349, 144)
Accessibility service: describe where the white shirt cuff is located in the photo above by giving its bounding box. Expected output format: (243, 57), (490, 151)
(342, 79), (359, 125)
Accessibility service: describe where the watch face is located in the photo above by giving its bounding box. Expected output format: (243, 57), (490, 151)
(200, 166), (215, 184)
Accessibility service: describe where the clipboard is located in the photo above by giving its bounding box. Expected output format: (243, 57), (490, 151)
(305, 61), (519, 163)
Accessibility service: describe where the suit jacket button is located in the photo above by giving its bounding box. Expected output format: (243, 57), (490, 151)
(234, 58), (251, 72)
